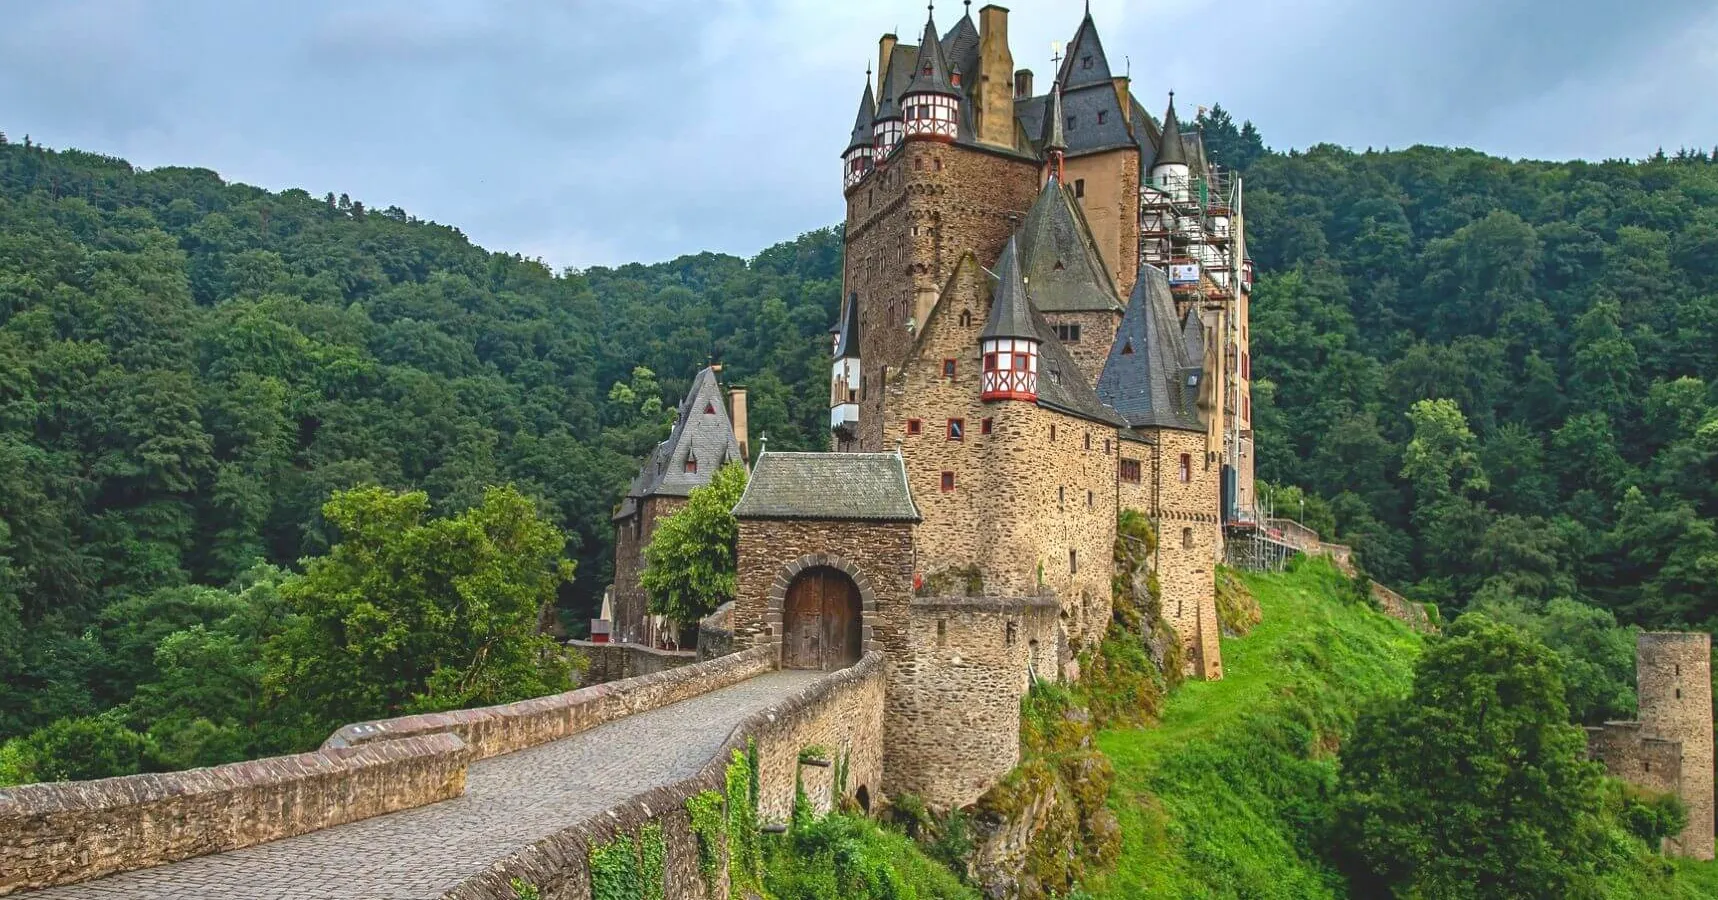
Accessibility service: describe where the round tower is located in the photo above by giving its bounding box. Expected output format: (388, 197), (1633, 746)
(843, 73), (876, 191)
(1638, 631), (1714, 860)
(979, 237), (1039, 401)
(900, 10), (961, 142)
(1152, 92), (1190, 202)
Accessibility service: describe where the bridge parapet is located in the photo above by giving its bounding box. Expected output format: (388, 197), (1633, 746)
(445, 651), (888, 900)
(323, 645), (774, 760)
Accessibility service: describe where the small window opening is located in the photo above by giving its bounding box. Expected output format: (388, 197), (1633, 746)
(1121, 340), (1134, 355)
(907, 418), (923, 436)
(947, 418), (964, 441)
(1067, 115), (1077, 130)
(685, 457), (698, 474)
(1069, 549), (1078, 574)
(1087, 490), (1093, 507)
(1074, 179), (1085, 198)
(1179, 453), (1192, 483)
(703, 402), (715, 414)
(1182, 527), (1194, 550)
(1676, 688), (1683, 699)
(1096, 110), (1107, 125)
(937, 618), (948, 646)
(980, 417), (993, 435)
(959, 309), (972, 327)
(942, 358), (957, 378)
(1006, 620), (1018, 646)
(1058, 486), (1066, 507)
(1049, 424), (1057, 442)
(940, 471), (955, 492)
(1084, 433), (1092, 450)
(1082, 55), (1093, 69)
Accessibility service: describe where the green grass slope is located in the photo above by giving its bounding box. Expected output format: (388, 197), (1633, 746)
(1084, 559), (1422, 899)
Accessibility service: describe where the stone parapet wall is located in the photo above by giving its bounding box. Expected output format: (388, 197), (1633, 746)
(1369, 582), (1433, 633)
(698, 601), (736, 661)
(0, 733), (469, 896)
(569, 640), (698, 685)
(441, 652), (888, 900)
(324, 645), (775, 761)
(1587, 721), (1683, 797)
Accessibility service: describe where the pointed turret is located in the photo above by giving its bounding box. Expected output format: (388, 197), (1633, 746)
(1155, 93), (1188, 168)
(980, 238), (1040, 402)
(1055, 6), (1114, 90)
(1016, 177), (1122, 315)
(844, 76), (876, 189)
(902, 7), (961, 141)
(941, 3), (981, 86)
(1041, 79), (1067, 156)
(873, 50), (906, 158)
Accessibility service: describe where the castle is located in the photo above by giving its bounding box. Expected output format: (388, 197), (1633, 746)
(608, 2), (1258, 810)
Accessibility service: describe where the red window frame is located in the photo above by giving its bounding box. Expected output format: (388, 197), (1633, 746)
(947, 418), (965, 441)
(942, 358), (957, 378)
(940, 471), (955, 492)
(1120, 458), (1141, 484)
(907, 419), (922, 436)
(1179, 453), (1193, 483)
(980, 418), (993, 435)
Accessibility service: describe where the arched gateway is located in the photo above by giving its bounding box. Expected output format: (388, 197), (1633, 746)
(782, 566), (862, 671)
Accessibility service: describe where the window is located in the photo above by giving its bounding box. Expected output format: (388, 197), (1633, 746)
(1120, 458), (1141, 483)
(1049, 424), (1057, 442)
(1676, 688), (1683, 699)
(1054, 323), (1082, 343)
(1084, 433), (1092, 450)
(1179, 453), (1193, 483)
(934, 158), (943, 171)
(1069, 549), (1078, 574)
(937, 618), (947, 646)
(1182, 527), (1194, 549)
(947, 419), (964, 441)
(703, 402), (715, 414)
(907, 418), (923, 436)
(1082, 54), (1093, 69)
(684, 458), (698, 474)
(1087, 490), (1093, 507)
(1067, 115), (1077, 130)
(1243, 353), (1251, 379)
(980, 417), (993, 435)
(1006, 620), (1018, 646)
(959, 309), (972, 327)
(1058, 486), (1065, 507)
(942, 358), (957, 378)
(914, 157), (923, 171)
(1073, 178), (1085, 198)
(1104, 439), (1111, 454)
(1096, 110), (1107, 125)
(940, 471), (955, 492)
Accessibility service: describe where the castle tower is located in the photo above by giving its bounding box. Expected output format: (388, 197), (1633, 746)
(979, 237), (1039, 401)
(843, 76), (876, 190)
(831, 292), (863, 450)
(1638, 632), (1714, 859)
(1150, 93), (1190, 201)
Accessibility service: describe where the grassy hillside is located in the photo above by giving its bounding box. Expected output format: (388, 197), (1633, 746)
(1084, 559), (1420, 898)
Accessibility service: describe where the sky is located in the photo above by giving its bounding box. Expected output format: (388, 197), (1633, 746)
(1, 0), (1713, 270)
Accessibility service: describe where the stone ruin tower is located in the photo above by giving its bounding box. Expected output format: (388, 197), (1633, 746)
(1588, 631), (1714, 860)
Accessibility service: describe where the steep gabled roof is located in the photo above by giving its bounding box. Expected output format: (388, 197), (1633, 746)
(1031, 306), (1129, 428)
(1180, 307), (1205, 365)
(616, 366), (742, 513)
(1016, 177), (1122, 314)
(980, 237), (1036, 341)
(904, 15), (959, 98)
(846, 78), (875, 153)
(1096, 266), (1203, 432)
(1056, 11), (1114, 90)
(733, 452), (920, 521)
(834, 291), (861, 359)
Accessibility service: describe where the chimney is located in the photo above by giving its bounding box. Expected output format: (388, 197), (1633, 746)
(728, 386), (750, 464)
(878, 33), (898, 89)
(977, 5), (1015, 147)
(1113, 76), (1132, 125)
(1014, 68), (1033, 100)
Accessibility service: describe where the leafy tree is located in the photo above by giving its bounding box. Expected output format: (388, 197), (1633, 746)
(0, 713), (156, 785)
(642, 462), (748, 626)
(1332, 615), (1606, 899)
(263, 485), (577, 746)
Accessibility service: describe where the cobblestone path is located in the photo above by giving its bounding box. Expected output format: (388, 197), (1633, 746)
(29, 670), (823, 900)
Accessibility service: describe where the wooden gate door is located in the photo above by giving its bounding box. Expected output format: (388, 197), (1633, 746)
(783, 568), (862, 671)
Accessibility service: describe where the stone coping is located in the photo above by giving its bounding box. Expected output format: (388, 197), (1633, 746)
(442, 652), (888, 900)
(910, 595), (1062, 614)
(0, 733), (469, 895)
(323, 645), (775, 760)
(566, 639), (698, 660)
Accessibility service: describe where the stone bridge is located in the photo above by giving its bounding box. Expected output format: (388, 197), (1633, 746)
(0, 648), (887, 899)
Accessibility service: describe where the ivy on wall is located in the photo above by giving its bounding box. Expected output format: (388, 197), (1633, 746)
(588, 822), (667, 900)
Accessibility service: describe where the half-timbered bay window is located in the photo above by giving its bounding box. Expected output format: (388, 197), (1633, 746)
(980, 337), (1039, 401)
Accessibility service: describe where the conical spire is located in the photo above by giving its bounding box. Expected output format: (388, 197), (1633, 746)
(874, 59), (903, 122)
(981, 237), (1037, 341)
(1041, 79), (1067, 154)
(847, 76), (876, 153)
(1055, 7), (1114, 90)
(905, 9), (960, 98)
(1155, 92), (1188, 168)
(1096, 266), (1202, 432)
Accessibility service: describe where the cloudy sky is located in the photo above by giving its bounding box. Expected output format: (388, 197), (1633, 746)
(2, 0), (1713, 269)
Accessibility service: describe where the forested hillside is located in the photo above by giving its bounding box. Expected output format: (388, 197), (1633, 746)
(1199, 110), (1718, 639)
(0, 134), (839, 749)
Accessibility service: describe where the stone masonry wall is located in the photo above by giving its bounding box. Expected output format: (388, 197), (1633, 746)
(611, 495), (685, 644)
(845, 140), (1041, 451)
(1118, 427), (1223, 680)
(1587, 721), (1684, 799)
(1637, 632), (1714, 859)
(881, 256), (1116, 653)
(0, 734), (470, 896)
(1041, 309), (1122, 389)
(324, 646), (774, 761)
(888, 598), (1061, 810)
(568, 640), (698, 686)
(1062, 146), (1142, 300)
(732, 518), (916, 662)
(440, 652), (888, 900)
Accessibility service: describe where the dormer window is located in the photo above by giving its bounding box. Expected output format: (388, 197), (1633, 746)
(703, 402), (715, 414)
(1067, 115), (1077, 130)
(1082, 55), (1093, 69)
(1097, 110), (1107, 125)
(684, 456), (698, 474)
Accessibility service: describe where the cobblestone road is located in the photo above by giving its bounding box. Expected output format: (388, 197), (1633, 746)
(28, 671), (822, 900)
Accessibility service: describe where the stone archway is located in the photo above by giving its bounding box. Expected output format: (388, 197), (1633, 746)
(782, 567), (862, 671)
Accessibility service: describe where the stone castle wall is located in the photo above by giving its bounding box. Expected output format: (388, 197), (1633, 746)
(440, 652), (888, 900)
(1638, 632), (1714, 859)
(1116, 427), (1222, 679)
(1587, 721), (1684, 798)
(1041, 309), (1123, 388)
(0, 734), (470, 895)
(887, 597), (1061, 809)
(1062, 146), (1142, 299)
(610, 495), (685, 644)
(732, 518), (916, 659)
(568, 640), (698, 685)
(845, 140), (1041, 451)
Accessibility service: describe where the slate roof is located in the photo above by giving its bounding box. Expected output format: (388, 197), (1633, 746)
(732, 452), (921, 522)
(834, 291), (861, 359)
(904, 16), (960, 98)
(1015, 177), (1122, 314)
(846, 79), (875, 153)
(941, 12), (981, 91)
(1031, 306), (1129, 428)
(1180, 307), (1206, 366)
(981, 237), (1036, 341)
(1155, 94), (1189, 168)
(874, 43), (914, 123)
(1096, 266), (1204, 432)
(1041, 81), (1067, 153)
(1056, 11), (1114, 90)
(613, 366), (742, 521)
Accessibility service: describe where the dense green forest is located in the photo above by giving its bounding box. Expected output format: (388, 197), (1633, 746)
(1, 118), (1714, 778)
